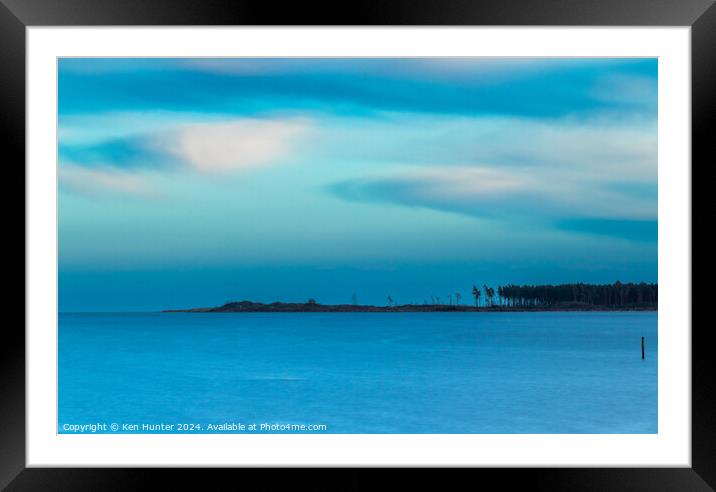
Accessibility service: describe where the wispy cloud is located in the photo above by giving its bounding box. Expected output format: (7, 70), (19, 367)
(59, 58), (657, 119)
(58, 117), (313, 194)
(59, 164), (158, 198)
(590, 74), (658, 109)
(327, 161), (656, 240)
(320, 108), (657, 240)
(329, 167), (529, 210)
(315, 113), (657, 181)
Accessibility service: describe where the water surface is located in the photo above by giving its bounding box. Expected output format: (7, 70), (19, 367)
(59, 312), (657, 433)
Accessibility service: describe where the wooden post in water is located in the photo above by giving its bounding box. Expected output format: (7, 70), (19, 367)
(641, 336), (645, 359)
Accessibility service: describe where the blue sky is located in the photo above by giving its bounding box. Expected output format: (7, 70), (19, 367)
(58, 58), (658, 311)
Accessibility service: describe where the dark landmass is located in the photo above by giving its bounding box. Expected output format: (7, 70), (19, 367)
(164, 282), (657, 313)
(164, 300), (657, 313)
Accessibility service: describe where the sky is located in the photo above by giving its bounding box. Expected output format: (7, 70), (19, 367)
(58, 58), (658, 311)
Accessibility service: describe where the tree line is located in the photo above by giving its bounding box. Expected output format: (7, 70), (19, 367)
(405, 281), (657, 308)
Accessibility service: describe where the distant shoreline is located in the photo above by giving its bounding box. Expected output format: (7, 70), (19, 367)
(163, 300), (657, 313)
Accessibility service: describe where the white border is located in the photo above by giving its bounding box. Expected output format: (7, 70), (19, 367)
(27, 27), (691, 467)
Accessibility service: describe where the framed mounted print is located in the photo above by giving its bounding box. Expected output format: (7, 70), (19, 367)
(4, 0), (713, 488)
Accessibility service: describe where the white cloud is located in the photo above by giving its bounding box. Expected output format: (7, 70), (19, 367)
(157, 118), (311, 173)
(58, 116), (314, 197)
(408, 167), (529, 198)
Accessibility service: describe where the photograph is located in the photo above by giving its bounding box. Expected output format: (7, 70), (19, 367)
(57, 56), (659, 435)
(3, 0), (709, 484)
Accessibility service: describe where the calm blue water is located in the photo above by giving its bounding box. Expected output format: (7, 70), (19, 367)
(59, 312), (657, 434)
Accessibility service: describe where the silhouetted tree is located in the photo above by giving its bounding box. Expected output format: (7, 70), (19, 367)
(484, 284), (495, 307)
(472, 285), (481, 307)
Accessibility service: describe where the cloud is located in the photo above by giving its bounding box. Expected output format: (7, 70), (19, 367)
(58, 111), (232, 146)
(321, 111), (657, 235)
(58, 117), (313, 198)
(329, 167), (528, 210)
(59, 58), (657, 119)
(178, 58), (574, 83)
(157, 118), (310, 173)
(59, 136), (171, 171)
(316, 113), (657, 181)
(59, 164), (157, 198)
(58, 117), (312, 196)
(590, 74), (657, 109)
(327, 162), (657, 240)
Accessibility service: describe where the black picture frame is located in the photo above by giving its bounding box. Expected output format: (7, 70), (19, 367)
(4, 0), (712, 489)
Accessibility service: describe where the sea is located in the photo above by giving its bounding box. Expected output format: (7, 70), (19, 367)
(58, 311), (657, 434)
